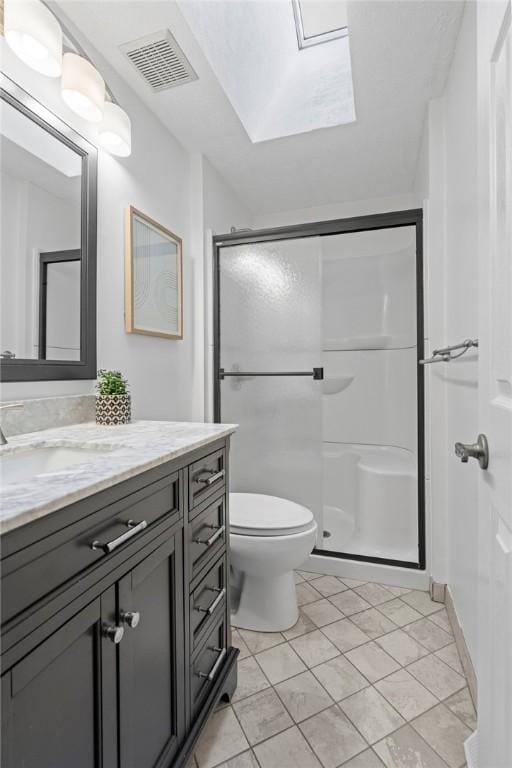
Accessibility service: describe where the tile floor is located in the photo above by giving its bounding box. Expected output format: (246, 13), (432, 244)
(192, 570), (476, 768)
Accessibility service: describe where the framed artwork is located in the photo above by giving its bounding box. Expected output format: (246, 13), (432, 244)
(125, 206), (183, 339)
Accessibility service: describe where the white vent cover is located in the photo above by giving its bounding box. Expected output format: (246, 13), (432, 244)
(120, 30), (197, 92)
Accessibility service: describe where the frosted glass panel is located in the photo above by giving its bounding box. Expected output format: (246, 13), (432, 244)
(219, 238), (322, 522)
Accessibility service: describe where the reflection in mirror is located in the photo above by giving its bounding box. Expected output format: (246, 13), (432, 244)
(0, 99), (82, 361)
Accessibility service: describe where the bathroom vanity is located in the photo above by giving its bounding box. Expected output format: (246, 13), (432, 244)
(0, 421), (237, 768)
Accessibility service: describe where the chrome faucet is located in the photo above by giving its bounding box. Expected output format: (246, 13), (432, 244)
(0, 402), (24, 445)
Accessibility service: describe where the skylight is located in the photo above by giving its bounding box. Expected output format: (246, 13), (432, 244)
(292, 0), (348, 49)
(178, 0), (355, 143)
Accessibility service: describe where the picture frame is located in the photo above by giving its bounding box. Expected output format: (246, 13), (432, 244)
(125, 206), (183, 340)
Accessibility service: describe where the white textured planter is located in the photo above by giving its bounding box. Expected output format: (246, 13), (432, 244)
(96, 394), (131, 426)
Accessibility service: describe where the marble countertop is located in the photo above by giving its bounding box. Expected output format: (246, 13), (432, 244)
(0, 420), (237, 535)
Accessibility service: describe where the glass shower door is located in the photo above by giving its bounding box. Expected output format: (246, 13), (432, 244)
(217, 238), (323, 526)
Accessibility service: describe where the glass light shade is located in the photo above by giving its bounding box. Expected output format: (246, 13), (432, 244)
(98, 102), (132, 157)
(5, 0), (63, 77)
(61, 52), (105, 123)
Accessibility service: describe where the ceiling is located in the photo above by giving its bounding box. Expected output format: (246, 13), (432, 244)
(58, 1), (464, 216)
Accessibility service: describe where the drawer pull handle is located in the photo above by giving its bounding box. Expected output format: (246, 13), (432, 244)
(121, 610), (141, 629)
(195, 588), (226, 615)
(196, 469), (226, 486)
(197, 647), (227, 681)
(193, 524), (225, 547)
(91, 519), (148, 554)
(103, 624), (124, 644)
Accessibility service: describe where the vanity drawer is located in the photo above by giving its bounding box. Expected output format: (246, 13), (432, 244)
(190, 555), (227, 650)
(2, 474), (181, 625)
(190, 615), (227, 716)
(188, 495), (226, 580)
(189, 448), (226, 513)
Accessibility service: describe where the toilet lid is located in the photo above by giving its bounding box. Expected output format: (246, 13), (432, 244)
(230, 493), (315, 536)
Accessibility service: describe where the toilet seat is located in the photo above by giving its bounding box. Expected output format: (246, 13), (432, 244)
(230, 492), (315, 537)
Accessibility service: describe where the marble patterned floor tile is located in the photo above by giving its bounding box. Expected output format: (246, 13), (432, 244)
(253, 725), (322, 768)
(374, 724), (449, 768)
(386, 586), (413, 598)
(255, 642), (307, 685)
(295, 572), (306, 584)
(443, 688), (477, 731)
(195, 706), (249, 768)
(400, 591), (444, 617)
(233, 687), (293, 745)
(375, 669), (438, 721)
(297, 582), (324, 606)
(275, 670), (334, 722)
(407, 655), (466, 700)
(215, 751), (260, 768)
(355, 583), (396, 606)
(232, 657), (271, 702)
(345, 641), (401, 683)
(238, 628), (285, 655)
(328, 590), (372, 616)
(350, 608), (398, 639)
(299, 704), (367, 768)
(339, 686), (406, 744)
(434, 644), (464, 675)
(377, 599), (423, 628)
(341, 749), (386, 768)
(301, 598), (345, 627)
(231, 630), (252, 661)
(403, 619), (453, 652)
(412, 703), (471, 768)
(312, 654), (369, 701)
(290, 629), (340, 667)
(341, 578), (368, 588)
(298, 570), (324, 582)
(283, 610), (318, 641)
(376, 629), (430, 666)
(428, 610), (454, 635)
(310, 574), (349, 597)
(321, 618), (371, 653)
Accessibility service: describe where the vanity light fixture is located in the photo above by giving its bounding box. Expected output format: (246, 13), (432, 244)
(98, 101), (132, 157)
(4, 0), (63, 77)
(61, 52), (105, 123)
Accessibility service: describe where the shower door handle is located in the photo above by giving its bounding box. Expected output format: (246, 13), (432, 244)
(219, 368), (324, 380)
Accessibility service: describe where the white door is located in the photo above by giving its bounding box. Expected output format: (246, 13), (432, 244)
(476, 1), (512, 766)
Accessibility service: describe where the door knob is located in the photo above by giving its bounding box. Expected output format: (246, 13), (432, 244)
(454, 434), (489, 469)
(103, 624), (124, 644)
(121, 610), (140, 629)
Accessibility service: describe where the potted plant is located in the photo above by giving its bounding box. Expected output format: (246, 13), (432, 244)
(96, 369), (131, 426)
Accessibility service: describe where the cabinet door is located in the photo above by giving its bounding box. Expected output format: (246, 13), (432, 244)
(118, 533), (185, 768)
(1, 589), (117, 768)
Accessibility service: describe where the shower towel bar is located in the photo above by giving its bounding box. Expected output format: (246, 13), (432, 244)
(420, 339), (478, 365)
(219, 368), (324, 380)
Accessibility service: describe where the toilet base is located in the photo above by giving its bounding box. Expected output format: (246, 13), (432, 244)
(230, 570), (299, 632)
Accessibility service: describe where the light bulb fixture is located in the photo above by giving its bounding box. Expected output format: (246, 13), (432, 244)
(98, 102), (132, 157)
(61, 52), (105, 123)
(4, 0), (63, 77)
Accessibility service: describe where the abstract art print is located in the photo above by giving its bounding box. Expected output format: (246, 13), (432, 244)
(125, 206), (183, 339)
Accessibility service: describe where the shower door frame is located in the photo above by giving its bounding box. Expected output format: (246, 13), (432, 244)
(213, 209), (425, 570)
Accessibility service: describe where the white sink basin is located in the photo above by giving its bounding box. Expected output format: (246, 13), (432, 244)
(0, 446), (116, 487)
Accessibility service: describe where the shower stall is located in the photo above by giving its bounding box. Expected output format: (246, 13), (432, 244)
(213, 211), (424, 570)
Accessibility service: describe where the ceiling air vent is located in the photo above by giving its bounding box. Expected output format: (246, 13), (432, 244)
(120, 30), (198, 92)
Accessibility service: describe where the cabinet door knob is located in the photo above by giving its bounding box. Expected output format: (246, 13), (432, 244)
(121, 611), (140, 629)
(103, 624), (124, 644)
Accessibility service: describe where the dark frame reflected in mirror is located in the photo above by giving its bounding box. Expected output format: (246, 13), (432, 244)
(0, 74), (97, 382)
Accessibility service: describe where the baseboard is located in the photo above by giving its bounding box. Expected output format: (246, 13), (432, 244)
(445, 586), (478, 709)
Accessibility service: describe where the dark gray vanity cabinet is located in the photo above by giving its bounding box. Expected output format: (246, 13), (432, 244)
(0, 437), (237, 768)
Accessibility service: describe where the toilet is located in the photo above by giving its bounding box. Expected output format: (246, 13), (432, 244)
(229, 492), (318, 632)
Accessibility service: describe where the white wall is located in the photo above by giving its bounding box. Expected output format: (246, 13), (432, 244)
(0, 19), (250, 419)
(418, 3), (479, 669)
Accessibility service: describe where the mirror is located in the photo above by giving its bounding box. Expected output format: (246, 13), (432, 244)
(0, 75), (97, 382)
